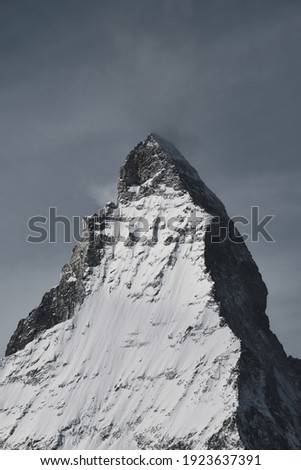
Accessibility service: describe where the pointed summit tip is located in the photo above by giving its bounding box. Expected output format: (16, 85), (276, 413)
(118, 133), (200, 204)
(144, 133), (188, 163)
(117, 133), (227, 219)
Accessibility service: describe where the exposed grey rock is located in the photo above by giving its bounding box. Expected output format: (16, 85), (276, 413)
(118, 134), (227, 219)
(5, 215), (105, 356)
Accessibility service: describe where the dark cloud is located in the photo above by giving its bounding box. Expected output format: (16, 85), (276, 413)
(1, 0), (300, 356)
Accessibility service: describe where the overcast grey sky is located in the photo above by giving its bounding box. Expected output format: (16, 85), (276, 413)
(0, 0), (300, 357)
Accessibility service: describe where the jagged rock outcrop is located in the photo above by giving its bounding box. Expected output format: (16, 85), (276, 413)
(5, 204), (117, 356)
(1, 134), (301, 449)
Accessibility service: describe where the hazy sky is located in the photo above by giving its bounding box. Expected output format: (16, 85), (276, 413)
(0, 0), (300, 357)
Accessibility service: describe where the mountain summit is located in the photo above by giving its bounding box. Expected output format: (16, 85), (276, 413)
(118, 134), (227, 218)
(1, 135), (301, 450)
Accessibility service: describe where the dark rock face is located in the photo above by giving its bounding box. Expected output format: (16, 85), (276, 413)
(200, 191), (301, 449)
(5, 275), (83, 357)
(5, 215), (105, 356)
(5, 133), (301, 449)
(205, 220), (301, 449)
(5, 200), (121, 356)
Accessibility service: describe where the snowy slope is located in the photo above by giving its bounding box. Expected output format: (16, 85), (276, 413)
(0, 190), (241, 449)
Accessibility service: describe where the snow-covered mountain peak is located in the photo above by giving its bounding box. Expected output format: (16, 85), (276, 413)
(118, 135), (227, 220)
(1, 134), (301, 450)
(118, 134), (199, 203)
